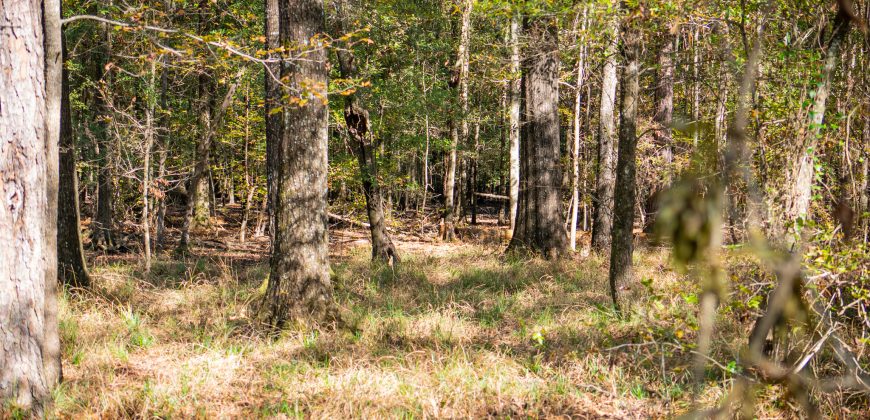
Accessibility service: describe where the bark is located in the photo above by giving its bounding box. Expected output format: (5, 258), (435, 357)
(781, 11), (851, 243)
(507, 14), (568, 258)
(58, 35), (92, 288)
(155, 60), (170, 250)
(43, 0), (63, 392)
(591, 3), (620, 251)
(609, 12), (641, 311)
(240, 84), (254, 243)
(508, 13), (521, 233)
(335, 0), (400, 263)
(1, 0), (51, 413)
(644, 28), (676, 232)
(265, 0), (334, 326)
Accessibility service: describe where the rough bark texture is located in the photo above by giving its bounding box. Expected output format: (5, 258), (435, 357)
(507, 15), (567, 258)
(508, 13), (521, 233)
(265, 0), (335, 326)
(591, 3), (619, 251)
(1, 0), (51, 413)
(335, 0), (400, 263)
(58, 36), (92, 288)
(781, 11), (851, 243)
(645, 28), (675, 231)
(609, 13), (641, 311)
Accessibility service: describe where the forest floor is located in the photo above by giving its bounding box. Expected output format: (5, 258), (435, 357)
(54, 207), (861, 418)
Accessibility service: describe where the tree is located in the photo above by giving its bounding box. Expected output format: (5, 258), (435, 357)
(608, 6), (641, 311)
(508, 12), (521, 233)
(58, 35), (92, 288)
(0, 0), (54, 413)
(335, 0), (400, 263)
(507, 13), (567, 258)
(591, 1), (620, 251)
(779, 7), (852, 245)
(265, 0), (335, 325)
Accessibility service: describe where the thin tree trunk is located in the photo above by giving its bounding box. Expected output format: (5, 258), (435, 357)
(91, 18), (117, 251)
(240, 83), (254, 243)
(692, 26), (700, 148)
(155, 60), (170, 250)
(142, 60), (157, 273)
(443, 0), (473, 240)
(591, 1), (620, 251)
(645, 26), (676, 232)
(178, 69), (245, 252)
(570, 6), (589, 251)
(471, 120), (480, 225)
(58, 34), (92, 288)
(508, 13), (521, 233)
(1, 0), (52, 412)
(335, 0), (400, 263)
(609, 10), (641, 311)
(43, 0), (63, 391)
(265, 0), (335, 326)
(781, 11), (851, 245)
(507, 13), (567, 258)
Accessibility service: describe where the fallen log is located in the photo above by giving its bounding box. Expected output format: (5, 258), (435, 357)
(328, 212), (370, 229)
(474, 192), (509, 201)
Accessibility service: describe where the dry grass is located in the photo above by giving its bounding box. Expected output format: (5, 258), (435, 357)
(46, 230), (864, 418)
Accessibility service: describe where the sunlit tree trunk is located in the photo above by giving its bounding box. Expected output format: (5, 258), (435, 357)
(609, 11), (641, 311)
(265, 0), (335, 326)
(591, 2), (619, 251)
(507, 14), (567, 258)
(508, 13), (521, 233)
(570, 6), (589, 251)
(1, 0), (52, 412)
(780, 11), (851, 245)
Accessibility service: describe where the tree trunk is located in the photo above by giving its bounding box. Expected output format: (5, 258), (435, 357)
(645, 27), (675, 231)
(781, 11), (851, 244)
(1, 0), (51, 412)
(507, 14), (567, 258)
(178, 69), (245, 252)
(442, 0), (473, 240)
(609, 11), (641, 311)
(240, 84), (254, 243)
(90, 19), (117, 251)
(335, 0), (400, 263)
(591, 2), (620, 251)
(155, 60), (170, 250)
(265, 0), (334, 326)
(58, 34), (92, 288)
(265, 0), (281, 243)
(570, 6), (589, 251)
(508, 13), (521, 233)
(142, 61), (156, 273)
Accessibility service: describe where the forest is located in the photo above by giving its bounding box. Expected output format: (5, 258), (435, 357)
(1, 0), (869, 417)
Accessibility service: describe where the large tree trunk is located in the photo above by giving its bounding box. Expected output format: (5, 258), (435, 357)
(507, 14), (567, 258)
(1, 0), (52, 412)
(609, 11), (641, 311)
(508, 13), (521, 233)
(591, 2), (620, 251)
(265, 0), (334, 326)
(58, 35), (92, 288)
(335, 0), (400, 263)
(780, 11), (851, 244)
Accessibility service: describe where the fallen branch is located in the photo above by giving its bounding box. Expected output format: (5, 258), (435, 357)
(474, 192), (509, 201)
(328, 212), (370, 229)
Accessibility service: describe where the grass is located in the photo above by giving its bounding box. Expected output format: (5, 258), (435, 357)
(48, 233), (864, 418)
